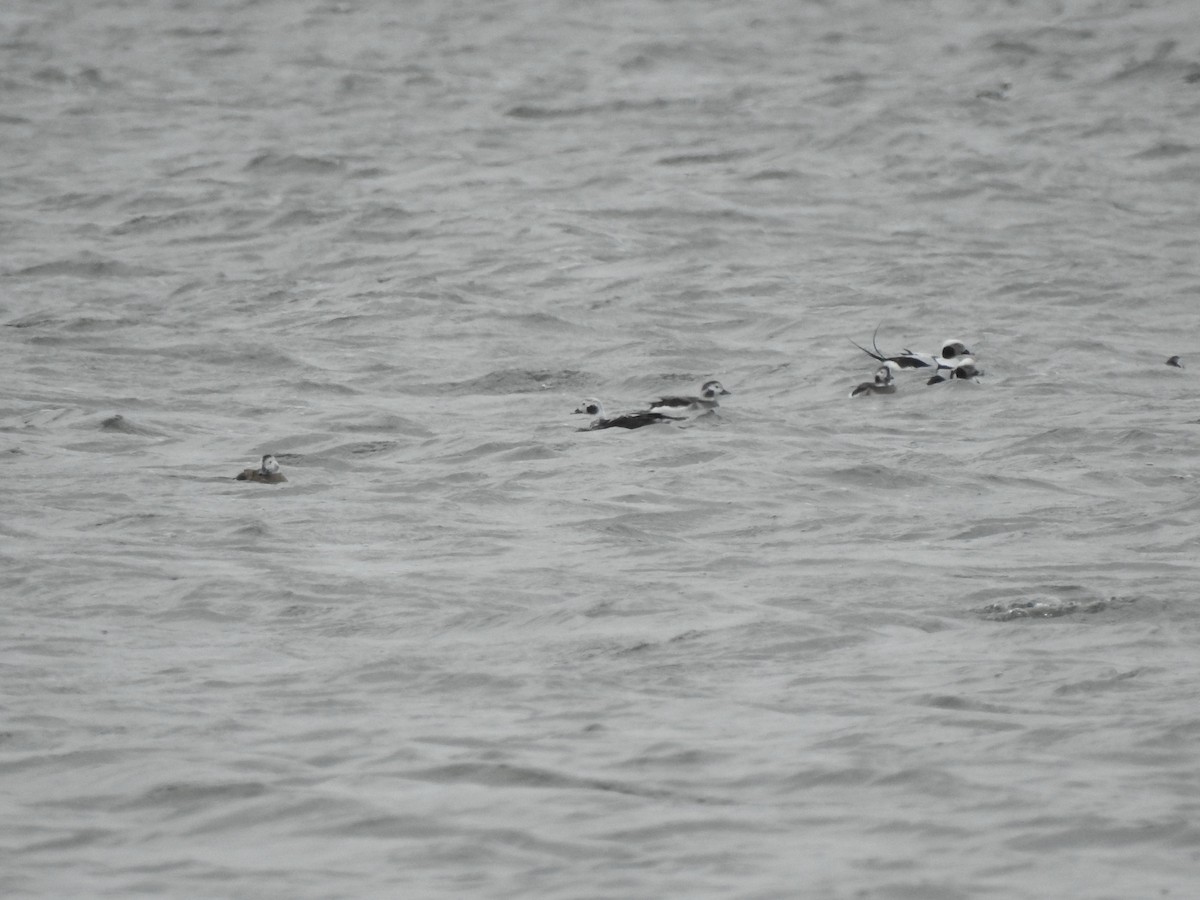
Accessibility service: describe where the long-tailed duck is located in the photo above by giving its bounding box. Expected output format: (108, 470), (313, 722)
(573, 398), (682, 431)
(647, 380), (731, 414)
(236, 454), (288, 483)
(851, 326), (974, 372)
(850, 363), (898, 397)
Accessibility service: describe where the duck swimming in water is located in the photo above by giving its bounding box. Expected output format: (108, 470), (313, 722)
(851, 325), (975, 373)
(573, 399), (682, 431)
(926, 360), (983, 385)
(236, 454), (288, 483)
(646, 380), (731, 415)
(850, 363), (898, 397)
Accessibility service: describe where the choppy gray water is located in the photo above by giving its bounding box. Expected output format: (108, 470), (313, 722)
(4, 0), (1200, 897)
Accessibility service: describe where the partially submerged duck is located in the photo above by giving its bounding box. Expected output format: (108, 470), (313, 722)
(573, 398), (682, 431)
(236, 454), (287, 483)
(647, 380), (731, 414)
(927, 361), (983, 385)
(850, 363), (897, 397)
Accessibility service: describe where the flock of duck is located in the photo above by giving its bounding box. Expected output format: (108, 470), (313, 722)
(572, 379), (731, 431)
(231, 382), (734, 482)
(570, 328), (987, 433)
(848, 328), (983, 397)
(230, 326), (1183, 483)
(232, 329), (989, 483)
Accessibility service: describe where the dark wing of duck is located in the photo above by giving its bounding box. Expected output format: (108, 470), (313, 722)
(648, 395), (694, 409)
(891, 350), (934, 369)
(597, 411), (683, 429)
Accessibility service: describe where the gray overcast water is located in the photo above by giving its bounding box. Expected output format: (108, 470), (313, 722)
(4, 0), (1200, 897)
